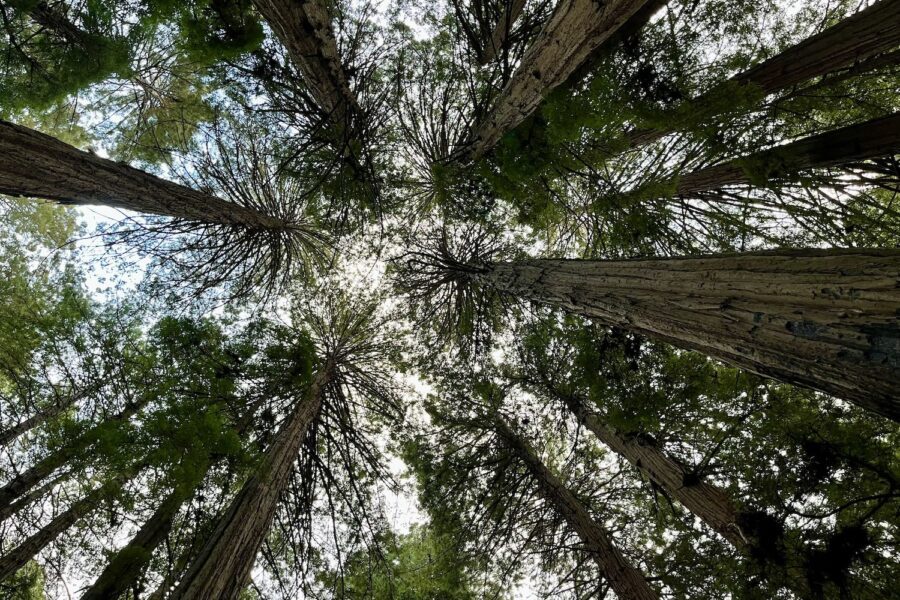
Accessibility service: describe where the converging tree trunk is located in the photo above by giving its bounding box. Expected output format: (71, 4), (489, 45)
(671, 113), (900, 196)
(625, 0), (900, 148)
(478, 0), (528, 65)
(0, 398), (149, 522)
(80, 480), (198, 600)
(0, 471), (131, 581)
(470, 250), (900, 420)
(0, 385), (93, 447)
(554, 389), (746, 549)
(251, 0), (359, 132)
(0, 120), (291, 229)
(494, 418), (659, 600)
(458, 0), (654, 159)
(169, 362), (335, 600)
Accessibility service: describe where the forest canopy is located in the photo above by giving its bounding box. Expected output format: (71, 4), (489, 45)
(0, 0), (898, 598)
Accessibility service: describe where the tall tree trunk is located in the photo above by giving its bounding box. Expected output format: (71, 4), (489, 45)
(459, 0), (654, 159)
(0, 472), (130, 581)
(0, 385), (92, 447)
(625, 0), (900, 149)
(472, 249), (900, 420)
(0, 398), (149, 521)
(494, 419), (659, 600)
(80, 482), (196, 600)
(0, 120), (291, 229)
(478, 0), (528, 65)
(28, 1), (91, 45)
(169, 362), (334, 600)
(672, 113), (900, 196)
(251, 0), (358, 131)
(555, 390), (746, 548)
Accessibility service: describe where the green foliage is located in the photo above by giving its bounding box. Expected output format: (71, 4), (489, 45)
(0, 561), (45, 599)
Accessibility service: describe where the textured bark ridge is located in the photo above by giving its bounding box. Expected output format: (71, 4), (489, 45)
(674, 113), (900, 195)
(461, 0), (653, 159)
(561, 393), (746, 549)
(0, 120), (289, 229)
(478, 0), (528, 65)
(80, 486), (188, 600)
(0, 472), (129, 580)
(626, 0), (900, 149)
(252, 0), (359, 130)
(479, 250), (900, 420)
(496, 419), (659, 600)
(170, 363), (334, 600)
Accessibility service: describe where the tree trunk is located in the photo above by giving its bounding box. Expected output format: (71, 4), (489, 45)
(558, 391), (746, 549)
(251, 0), (358, 129)
(0, 472), (129, 581)
(478, 0), (528, 65)
(80, 484), (192, 600)
(0, 399), (149, 521)
(475, 249), (900, 420)
(625, 0), (900, 149)
(0, 120), (291, 229)
(28, 1), (91, 45)
(0, 386), (92, 447)
(672, 113), (900, 196)
(169, 362), (334, 600)
(495, 419), (658, 600)
(459, 0), (654, 159)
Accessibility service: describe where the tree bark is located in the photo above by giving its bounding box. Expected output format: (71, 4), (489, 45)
(0, 399), (149, 522)
(557, 391), (746, 549)
(478, 0), (528, 65)
(495, 419), (658, 600)
(251, 0), (358, 130)
(475, 249), (900, 420)
(0, 120), (291, 229)
(169, 362), (334, 600)
(625, 0), (900, 149)
(80, 485), (191, 600)
(459, 0), (654, 159)
(672, 113), (900, 196)
(0, 472), (129, 581)
(0, 385), (92, 447)
(28, 1), (91, 45)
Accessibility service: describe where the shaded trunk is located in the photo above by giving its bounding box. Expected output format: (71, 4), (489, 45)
(80, 485), (192, 600)
(28, 1), (90, 45)
(673, 113), (900, 196)
(0, 472), (71, 524)
(475, 249), (900, 420)
(0, 120), (290, 229)
(495, 419), (658, 600)
(0, 472), (129, 581)
(169, 362), (334, 600)
(460, 0), (653, 159)
(0, 386), (92, 447)
(559, 391), (745, 549)
(251, 0), (358, 132)
(0, 399), (149, 521)
(625, 0), (900, 149)
(478, 0), (528, 65)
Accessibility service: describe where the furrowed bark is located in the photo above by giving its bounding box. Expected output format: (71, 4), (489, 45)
(0, 120), (290, 229)
(251, 0), (358, 131)
(475, 249), (900, 420)
(0, 472), (130, 581)
(169, 362), (334, 600)
(0, 386), (93, 447)
(495, 419), (659, 600)
(478, 0), (528, 65)
(625, 0), (900, 149)
(672, 113), (900, 196)
(0, 399), (149, 521)
(460, 0), (654, 159)
(80, 485), (191, 600)
(558, 391), (746, 549)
